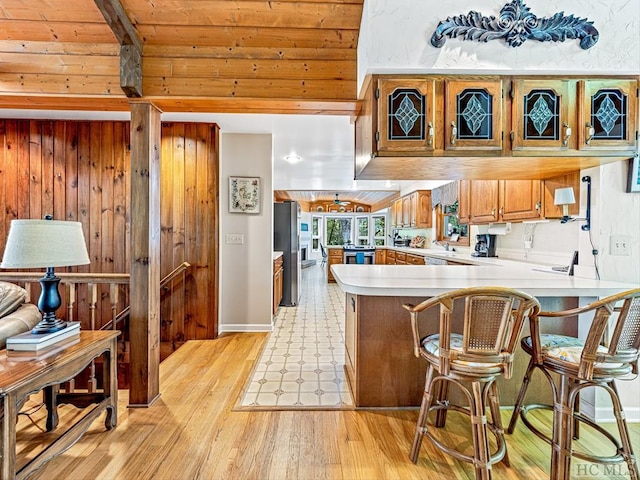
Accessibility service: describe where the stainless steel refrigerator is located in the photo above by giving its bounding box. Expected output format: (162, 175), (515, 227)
(274, 201), (301, 306)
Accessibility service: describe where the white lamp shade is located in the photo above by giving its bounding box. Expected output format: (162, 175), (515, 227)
(554, 187), (576, 206)
(1, 219), (90, 269)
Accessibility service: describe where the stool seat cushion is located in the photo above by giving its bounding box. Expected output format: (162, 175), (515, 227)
(422, 333), (504, 369)
(523, 334), (623, 368)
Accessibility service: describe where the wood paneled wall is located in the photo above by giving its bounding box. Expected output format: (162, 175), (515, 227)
(0, 119), (219, 353)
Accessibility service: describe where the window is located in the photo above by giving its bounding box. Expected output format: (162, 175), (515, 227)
(311, 216), (321, 251)
(357, 216), (369, 245)
(436, 201), (469, 246)
(373, 215), (386, 246)
(325, 216), (352, 246)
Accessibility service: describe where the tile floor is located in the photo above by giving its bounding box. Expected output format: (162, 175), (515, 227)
(239, 262), (353, 408)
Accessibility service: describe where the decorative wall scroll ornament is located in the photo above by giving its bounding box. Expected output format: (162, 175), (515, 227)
(431, 0), (599, 50)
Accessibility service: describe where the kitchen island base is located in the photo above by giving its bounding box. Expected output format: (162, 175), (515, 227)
(344, 293), (579, 408)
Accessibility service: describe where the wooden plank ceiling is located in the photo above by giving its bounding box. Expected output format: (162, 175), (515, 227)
(0, 0), (363, 114)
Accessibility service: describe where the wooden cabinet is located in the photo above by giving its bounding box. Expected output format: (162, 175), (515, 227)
(401, 195), (411, 227)
(469, 180), (500, 223)
(273, 256), (283, 314)
(511, 79), (575, 152)
(499, 179), (543, 222)
(375, 248), (386, 265)
(355, 74), (638, 182)
(391, 198), (403, 228)
(389, 190), (432, 229)
(395, 251), (407, 265)
(511, 78), (638, 155)
(327, 247), (343, 283)
(469, 179), (542, 224)
(377, 78), (437, 153)
(386, 249), (396, 265)
(406, 253), (424, 265)
(444, 79), (503, 152)
(578, 79), (638, 152)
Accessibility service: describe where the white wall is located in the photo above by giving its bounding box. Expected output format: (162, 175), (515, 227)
(219, 133), (274, 332)
(358, 0), (640, 91)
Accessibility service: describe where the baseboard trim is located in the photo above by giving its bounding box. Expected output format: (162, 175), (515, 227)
(218, 324), (273, 333)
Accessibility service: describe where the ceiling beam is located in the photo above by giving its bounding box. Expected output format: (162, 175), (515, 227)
(94, 0), (143, 97)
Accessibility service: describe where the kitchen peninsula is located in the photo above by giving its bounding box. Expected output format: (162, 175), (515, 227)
(331, 257), (638, 408)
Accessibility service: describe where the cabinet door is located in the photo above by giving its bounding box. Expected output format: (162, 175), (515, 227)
(402, 195), (411, 227)
(578, 79), (638, 151)
(393, 198), (403, 227)
(377, 78), (436, 152)
(469, 180), (499, 223)
(444, 79), (503, 151)
(375, 249), (386, 264)
(543, 171), (580, 219)
(511, 80), (575, 151)
(458, 180), (471, 224)
(415, 191), (432, 228)
(499, 180), (542, 221)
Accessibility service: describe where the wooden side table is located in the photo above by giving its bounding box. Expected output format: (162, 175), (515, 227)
(0, 330), (119, 480)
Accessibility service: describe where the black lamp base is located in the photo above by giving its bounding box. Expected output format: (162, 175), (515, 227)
(33, 268), (67, 334)
(31, 317), (68, 334)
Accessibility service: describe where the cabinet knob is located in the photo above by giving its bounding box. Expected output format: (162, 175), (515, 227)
(427, 122), (435, 146)
(491, 208), (496, 217)
(499, 206), (504, 216)
(450, 121), (457, 145)
(585, 122), (595, 145)
(562, 122), (572, 146)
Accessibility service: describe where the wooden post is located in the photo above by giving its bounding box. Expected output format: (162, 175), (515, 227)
(128, 101), (162, 407)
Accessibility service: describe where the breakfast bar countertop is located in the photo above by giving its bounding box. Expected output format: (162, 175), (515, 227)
(331, 260), (639, 298)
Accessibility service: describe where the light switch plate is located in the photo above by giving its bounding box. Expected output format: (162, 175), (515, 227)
(226, 233), (244, 244)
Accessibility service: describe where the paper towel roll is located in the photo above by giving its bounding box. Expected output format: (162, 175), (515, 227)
(487, 223), (511, 235)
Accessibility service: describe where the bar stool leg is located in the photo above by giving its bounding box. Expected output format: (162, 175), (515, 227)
(551, 375), (573, 480)
(608, 381), (640, 480)
(471, 381), (492, 480)
(488, 381), (509, 467)
(433, 379), (450, 428)
(507, 357), (535, 434)
(410, 364), (435, 463)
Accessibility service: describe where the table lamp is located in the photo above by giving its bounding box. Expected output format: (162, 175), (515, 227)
(1, 216), (90, 334)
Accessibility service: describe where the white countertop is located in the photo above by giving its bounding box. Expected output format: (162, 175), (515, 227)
(273, 251), (283, 260)
(331, 261), (639, 298)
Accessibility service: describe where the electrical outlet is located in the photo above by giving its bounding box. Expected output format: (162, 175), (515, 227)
(610, 235), (630, 256)
(225, 233), (244, 244)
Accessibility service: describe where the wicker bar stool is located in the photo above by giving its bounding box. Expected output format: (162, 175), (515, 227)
(507, 288), (640, 480)
(403, 286), (540, 480)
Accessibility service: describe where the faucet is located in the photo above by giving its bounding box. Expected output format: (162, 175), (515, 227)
(433, 240), (455, 252)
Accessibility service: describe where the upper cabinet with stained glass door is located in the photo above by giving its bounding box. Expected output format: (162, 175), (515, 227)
(444, 79), (503, 152)
(511, 79), (576, 152)
(578, 79), (638, 152)
(376, 78), (437, 153)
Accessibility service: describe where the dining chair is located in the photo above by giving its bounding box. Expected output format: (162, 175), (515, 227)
(403, 286), (540, 480)
(320, 243), (328, 266)
(507, 288), (640, 480)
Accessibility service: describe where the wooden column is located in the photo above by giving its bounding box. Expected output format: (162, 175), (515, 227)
(128, 101), (161, 407)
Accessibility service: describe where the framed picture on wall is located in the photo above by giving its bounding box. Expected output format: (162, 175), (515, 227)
(229, 176), (261, 213)
(627, 156), (640, 193)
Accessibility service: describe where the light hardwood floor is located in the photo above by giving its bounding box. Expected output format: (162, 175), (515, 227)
(16, 330), (638, 480)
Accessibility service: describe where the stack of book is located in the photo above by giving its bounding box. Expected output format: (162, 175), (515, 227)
(6, 322), (81, 352)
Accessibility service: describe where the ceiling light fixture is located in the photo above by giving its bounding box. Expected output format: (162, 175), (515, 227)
(284, 154), (301, 164)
